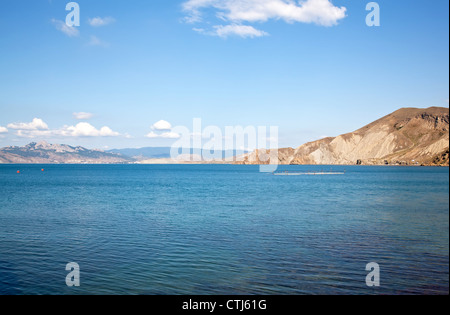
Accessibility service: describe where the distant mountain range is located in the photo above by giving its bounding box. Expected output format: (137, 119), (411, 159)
(0, 142), (132, 164)
(1, 107), (448, 165)
(107, 147), (248, 160)
(0, 142), (247, 164)
(107, 147), (174, 159)
(239, 107), (449, 166)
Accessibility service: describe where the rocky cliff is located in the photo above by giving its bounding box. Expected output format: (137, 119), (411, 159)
(239, 107), (449, 166)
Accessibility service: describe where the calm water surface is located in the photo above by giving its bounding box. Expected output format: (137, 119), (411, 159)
(0, 165), (448, 295)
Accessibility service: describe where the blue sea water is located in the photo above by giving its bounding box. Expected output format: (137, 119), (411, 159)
(0, 164), (448, 295)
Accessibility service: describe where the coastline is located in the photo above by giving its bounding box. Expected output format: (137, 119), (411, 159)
(1, 162), (448, 167)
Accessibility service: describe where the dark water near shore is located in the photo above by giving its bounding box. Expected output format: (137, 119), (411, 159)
(0, 164), (448, 295)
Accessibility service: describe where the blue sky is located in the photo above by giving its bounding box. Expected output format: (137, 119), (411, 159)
(0, 0), (448, 149)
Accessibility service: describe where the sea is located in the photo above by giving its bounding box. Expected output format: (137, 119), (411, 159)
(0, 164), (448, 295)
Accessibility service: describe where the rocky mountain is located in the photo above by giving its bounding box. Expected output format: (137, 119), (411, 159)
(0, 141), (133, 164)
(239, 107), (449, 166)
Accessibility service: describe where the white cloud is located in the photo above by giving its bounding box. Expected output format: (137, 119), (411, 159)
(146, 131), (181, 139)
(51, 19), (80, 37)
(88, 36), (109, 47)
(147, 120), (180, 139)
(62, 123), (120, 137)
(151, 120), (173, 131)
(184, 0), (347, 25)
(214, 24), (269, 38)
(183, 0), (347, 37)
(0, 126), (8, 134)
(8, 118), (49, 131)
(146, 131), (159, 138)
(8, 119), (120, 138)
(160, 132), (181, 139)
(16, 130), (52, 138)
(88, 17), (116, 27)
(73, 112), (94, 120)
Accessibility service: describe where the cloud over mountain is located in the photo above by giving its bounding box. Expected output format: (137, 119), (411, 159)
(8, 118), (49, 131)
(151, 120), (173, 131)
(6, 118), (120, 138)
